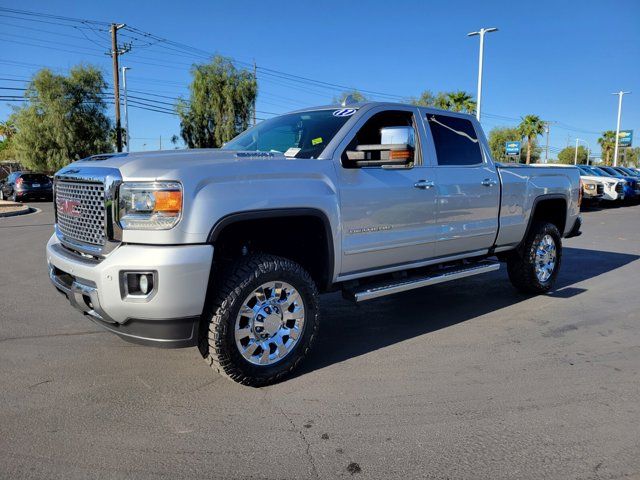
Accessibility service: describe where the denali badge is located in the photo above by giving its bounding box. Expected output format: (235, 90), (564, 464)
(56, 198), (81, 217)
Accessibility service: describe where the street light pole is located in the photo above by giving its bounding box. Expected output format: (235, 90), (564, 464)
(574, 138), (589, 165)
(121, 66), (131, 153)
(468, 27), (498, 122)
(612, 91), (631, 167)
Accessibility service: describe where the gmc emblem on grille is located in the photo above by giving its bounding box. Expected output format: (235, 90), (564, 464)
(56, 198), (81, 217)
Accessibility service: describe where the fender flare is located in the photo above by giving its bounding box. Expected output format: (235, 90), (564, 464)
(207, 208), (336, 289)
(518, 193), (567, 250)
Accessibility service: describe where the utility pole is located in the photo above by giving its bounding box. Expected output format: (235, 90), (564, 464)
(110, 23), (129, 152)
(544, 123), (550, 163)
(159, 135), (162, 150)
(467, 27), (498, 122)
(121, 66), (131, 152)
(253, 60), (257, 127)
(612, 91), (631, 166)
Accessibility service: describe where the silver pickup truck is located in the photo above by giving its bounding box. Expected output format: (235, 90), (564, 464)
(47, 101), (582, 386)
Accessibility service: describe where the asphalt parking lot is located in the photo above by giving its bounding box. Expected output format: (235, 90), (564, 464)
(1, 202), (639, 480)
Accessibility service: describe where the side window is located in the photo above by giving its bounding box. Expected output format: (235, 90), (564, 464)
(427, 114), (483, 166)
(342, 110), (418, 168)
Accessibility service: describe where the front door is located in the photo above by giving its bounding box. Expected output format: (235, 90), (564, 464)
(335, 107), (438, 277)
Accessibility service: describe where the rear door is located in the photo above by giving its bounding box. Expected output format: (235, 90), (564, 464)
(423, 112), (500, 258)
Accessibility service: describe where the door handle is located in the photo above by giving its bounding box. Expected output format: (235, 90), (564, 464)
(481, 178), (498, 187)
(414, 180), (435, 190)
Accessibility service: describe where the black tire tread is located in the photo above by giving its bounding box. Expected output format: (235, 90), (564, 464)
(507, 222), (562, 294)
(200, 253), (319, 387)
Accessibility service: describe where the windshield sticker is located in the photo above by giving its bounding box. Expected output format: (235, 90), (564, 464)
(333, 108), (357, 117)
(284, 147), (301, 157)
(311, 137), (323, 146)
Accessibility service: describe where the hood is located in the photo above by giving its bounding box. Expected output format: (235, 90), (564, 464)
(580, 175), (618, 185)
(60, 149), (290, 180)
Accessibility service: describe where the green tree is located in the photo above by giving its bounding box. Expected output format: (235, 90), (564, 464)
(445, 91), (476, 114)
(408, 90), (447, 108)
(487, 127), (522, 163)
(0, 119), (17, 160)
(11, 66), (112, 171)
(0, 119), (17, 140)
(333, 90), (367, 104)
(557, 145), (588, 165)
(598, 130), (616, 165)
(410, 90), (475, 114)
(177, 55), (257, 148)
(517, 115), (545, 164)
(621, 146), (639, 167)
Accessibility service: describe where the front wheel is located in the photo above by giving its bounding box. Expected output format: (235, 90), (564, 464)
(200, 254), (319, 386)
(507, 222), (562, 294)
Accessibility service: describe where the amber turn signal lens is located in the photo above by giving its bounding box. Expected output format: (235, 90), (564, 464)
(389, 150), (412, 160)
(153, 190), (182, 213)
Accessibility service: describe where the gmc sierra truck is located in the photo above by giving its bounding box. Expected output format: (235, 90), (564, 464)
(47, 101), (582, 386)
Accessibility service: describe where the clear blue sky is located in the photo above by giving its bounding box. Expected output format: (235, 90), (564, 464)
(1, 0), (638, 158)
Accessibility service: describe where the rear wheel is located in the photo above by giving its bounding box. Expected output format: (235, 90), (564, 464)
(507, 222), (562, 294)
(200, 253), (319, 386)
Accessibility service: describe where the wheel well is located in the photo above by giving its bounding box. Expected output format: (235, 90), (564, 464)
(530, 198), (567, 234)
(212, 214), (333, 291)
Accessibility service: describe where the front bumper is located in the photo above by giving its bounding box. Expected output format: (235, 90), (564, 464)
(47, 234), (213, 347)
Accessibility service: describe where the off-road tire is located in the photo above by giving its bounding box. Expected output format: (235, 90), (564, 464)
(199, 253), (319, 387)
(507, 221), (562, 294)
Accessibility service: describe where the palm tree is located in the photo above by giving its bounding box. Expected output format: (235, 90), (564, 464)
(518, 115), (545, 164)
(598, 130), (616, 165)
(446, 91), (477, 114)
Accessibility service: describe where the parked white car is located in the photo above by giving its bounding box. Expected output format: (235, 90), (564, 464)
(577, 165), (625, 202)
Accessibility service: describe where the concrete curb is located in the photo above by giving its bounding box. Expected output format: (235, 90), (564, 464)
(0, 205), (35, 218)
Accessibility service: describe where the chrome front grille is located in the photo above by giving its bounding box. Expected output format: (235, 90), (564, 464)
(55, 180), (106, 246)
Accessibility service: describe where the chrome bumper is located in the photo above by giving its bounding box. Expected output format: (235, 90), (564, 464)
(46, 234), (214, 348)
(49, 264), (115, 323)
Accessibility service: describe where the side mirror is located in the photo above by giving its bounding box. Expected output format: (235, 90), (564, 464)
(344, 126), (415, 168)
(345, 143), (414, 167)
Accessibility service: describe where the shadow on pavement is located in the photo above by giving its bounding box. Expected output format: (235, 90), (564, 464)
(294, 247), (639, 378)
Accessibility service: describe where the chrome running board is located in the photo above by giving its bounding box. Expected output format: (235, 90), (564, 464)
(349, 260), (500, 303)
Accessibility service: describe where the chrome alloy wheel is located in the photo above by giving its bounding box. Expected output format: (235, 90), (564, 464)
(234, 281), (305, 366)
(534, 234), (557, 283)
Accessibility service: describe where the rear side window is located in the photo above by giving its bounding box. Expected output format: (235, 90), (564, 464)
(427, 114), (483, 166)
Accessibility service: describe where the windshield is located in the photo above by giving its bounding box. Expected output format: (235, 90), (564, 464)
(222, 109), (354, 159)
(580, 166), (602, 176)
(600, 167), (625, 177)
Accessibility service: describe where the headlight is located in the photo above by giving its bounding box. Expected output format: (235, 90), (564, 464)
(584, 184), (596, 190)
(119, 182), (182, 230)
